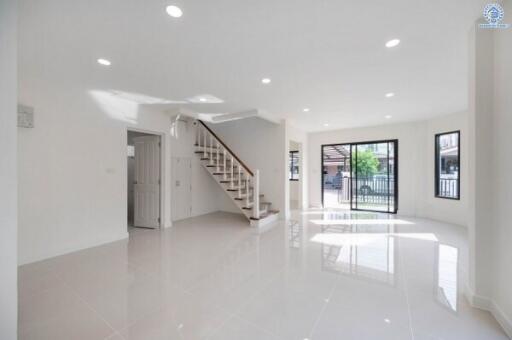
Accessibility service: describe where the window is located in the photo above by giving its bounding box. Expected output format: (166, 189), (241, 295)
(435, 131), (460, 199)
(289, 151), (299, 181)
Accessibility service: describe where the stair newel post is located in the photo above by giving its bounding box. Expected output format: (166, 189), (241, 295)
(196, 121), (200, 146)
(216, 140), (220, 172)
(253, 170), (260, 219)
(223, 150), (227, 181)
(203, 126), (207, 158)
(245, 173), (250, 207)
(238, 167), (242, 199)
(230, 156), (234, 189)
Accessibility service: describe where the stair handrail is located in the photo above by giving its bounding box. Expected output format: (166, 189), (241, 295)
(196, 120), (254, 177)
(196, 120), (261, 219)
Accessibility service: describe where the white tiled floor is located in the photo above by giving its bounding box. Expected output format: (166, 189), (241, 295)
(18, 210), (508, 340)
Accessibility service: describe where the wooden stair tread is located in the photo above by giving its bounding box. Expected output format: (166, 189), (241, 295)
(250, 210), (280, 221)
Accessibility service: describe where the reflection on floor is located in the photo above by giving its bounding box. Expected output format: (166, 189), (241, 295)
(18, 210), (508, 340)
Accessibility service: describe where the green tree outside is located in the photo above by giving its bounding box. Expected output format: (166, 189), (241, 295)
(351, 150), (379, 177)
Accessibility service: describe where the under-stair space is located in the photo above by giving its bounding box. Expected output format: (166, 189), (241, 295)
(194, 120), (279, 227)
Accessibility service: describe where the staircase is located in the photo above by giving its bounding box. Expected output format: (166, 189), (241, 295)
(194, 120), (279, 227)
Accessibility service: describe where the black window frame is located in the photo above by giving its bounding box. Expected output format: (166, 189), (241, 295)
(435, 131), (461, 200)
(289, 150), (299, 181)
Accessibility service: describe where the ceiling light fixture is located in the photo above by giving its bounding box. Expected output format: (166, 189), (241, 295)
(385, 92), (395, 98)
(303, 108), (310, 112)
(323, 123), (329, 127)
(385, 39), (400, 48)
(166, 5), (183, 18)
(199, 97), (207, 102)
(261, 78), (271, 84)
(97, 58), (111, 66)
(385, 115), (392, 119)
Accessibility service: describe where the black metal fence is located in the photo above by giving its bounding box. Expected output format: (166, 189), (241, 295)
(352, 177), (395, 205)
(438, 178), (458, 198)
(325, 176), (395, 206)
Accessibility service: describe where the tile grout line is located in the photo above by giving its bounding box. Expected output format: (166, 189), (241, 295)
(398, 237), (416, 340)
(218, 268), (289, 339)
(307, 275), (341, 339)
(52, 270), (121, 338)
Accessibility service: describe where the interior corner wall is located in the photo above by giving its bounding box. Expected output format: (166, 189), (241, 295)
(0, 0), (18, 338)
(467, 24), (495, 304)
(488, 0), (512, 334)
(206, 118), (286, 218)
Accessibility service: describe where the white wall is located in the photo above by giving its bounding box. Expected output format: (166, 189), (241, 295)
(17, 93), (175, 264)
(492, 6), (512, 332)
(206, 118), (287, 218)
(465, 3), (512, 335)
(287, 124), (309, 215)
(466, 23), (495, 308)
(416, 112), (469, 226)
(0, 0), (18, 338)
(308, 114), (468, 223)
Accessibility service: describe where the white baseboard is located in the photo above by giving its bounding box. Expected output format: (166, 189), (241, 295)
(19, 231), (129, 266)
(491, 301), (512, 339)
(465, 284), (512, 339)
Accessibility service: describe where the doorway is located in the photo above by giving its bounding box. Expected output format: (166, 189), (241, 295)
(321, 140), (398, 213)
(127, 130), (162, 229)
(289, 140), (301, 210)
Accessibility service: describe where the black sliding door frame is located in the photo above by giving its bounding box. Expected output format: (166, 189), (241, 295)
(321, 139), (399, 214)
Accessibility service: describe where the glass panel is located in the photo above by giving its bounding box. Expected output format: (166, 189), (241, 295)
(322, 144), (351, 209)
(322, 141), (397, 213)
(436, 132), (459, 199)
(350, 141), (397, 213)
(289, 151), (299, 180)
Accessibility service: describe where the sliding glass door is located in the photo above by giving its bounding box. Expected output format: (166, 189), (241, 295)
(350, 140), (397, 213)
(322, 140), (398, 213)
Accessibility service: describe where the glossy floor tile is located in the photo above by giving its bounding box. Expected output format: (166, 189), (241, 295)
(18, 210), (508, 339)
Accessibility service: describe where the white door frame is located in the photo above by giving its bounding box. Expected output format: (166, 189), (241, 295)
(127, 127), (166, 229)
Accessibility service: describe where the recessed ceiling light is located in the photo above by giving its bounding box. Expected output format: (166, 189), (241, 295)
(261, 78), (271, 84)
(199, 97), (207, 102)
(385, 39), (400, 48)
(97, 58), (111, 66)
(323, 123), (329, 127)
(385, 92), (395, 98)
(385, 115), (392, 119)
(303, 108), (310, 112)
(166, 5), (183, 18)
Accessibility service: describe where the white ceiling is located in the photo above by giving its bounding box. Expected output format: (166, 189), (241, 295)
(19, 0), (488, 131)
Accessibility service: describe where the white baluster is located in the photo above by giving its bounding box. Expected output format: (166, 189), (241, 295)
(203, 127), (207, 158)
(216, 140), (220, 172)
(223, 150), (227, 181)
(253, 170), (260, 219)
(196, 122), (200, 146)
(238, 167), (242, 199)
(209, 135), (213, 166)
(245, 173), (250, 207)
(230, 156), (234, 189)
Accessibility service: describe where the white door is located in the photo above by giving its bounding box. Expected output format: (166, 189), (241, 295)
(133, 135), (161, 228)
(172, 157), (192, 221)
